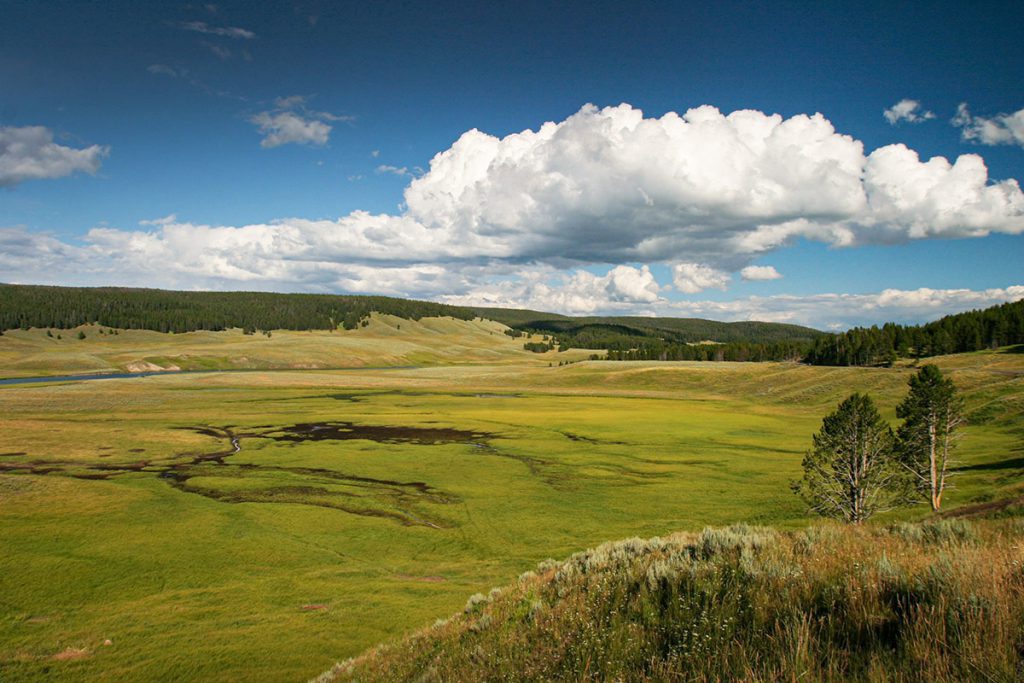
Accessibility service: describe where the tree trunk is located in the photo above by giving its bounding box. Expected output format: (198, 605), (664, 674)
(928, 421), (939, 511)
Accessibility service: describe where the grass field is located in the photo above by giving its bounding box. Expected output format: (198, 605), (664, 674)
(0, 315), (594, 379)
(0, 326), (1021, 681)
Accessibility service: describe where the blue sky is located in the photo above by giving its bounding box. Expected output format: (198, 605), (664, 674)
(1, 0), (1022, 329)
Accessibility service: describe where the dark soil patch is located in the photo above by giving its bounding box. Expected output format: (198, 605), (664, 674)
(266, 422), (492, 445)
(0, 452), (26, 457)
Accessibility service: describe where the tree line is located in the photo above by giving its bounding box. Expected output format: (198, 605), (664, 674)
(598, 300), (1024, 365)
(804, 299), (1024, 366)
(0, 284), (476, 334)
(604, 340), (809, 362)
(793, 364), (964, 523)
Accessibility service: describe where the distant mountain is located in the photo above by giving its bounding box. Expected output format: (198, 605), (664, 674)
(471, 306), (823, 350)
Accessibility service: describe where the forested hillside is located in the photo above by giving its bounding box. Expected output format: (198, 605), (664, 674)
(805, 299), (1024, 366)
(0, 284), (475, 333)
(472, 308), (822, 351)
(477, 301), (1024, 366)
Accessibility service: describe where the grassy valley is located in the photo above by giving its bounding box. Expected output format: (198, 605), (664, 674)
(1, 315), (1022, 680)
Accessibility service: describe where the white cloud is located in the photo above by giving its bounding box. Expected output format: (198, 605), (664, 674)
(1, 220), (1021, 329)
(249, 96), (352, 148)
(440, 264), (662, 315)
(376, 164), (411, 177)
(671, 263), (730, 293)
(3, 103), (1024, 328)
(953, 103), (1024, 147)
(0, 126), (109, 187)
(177, 21), (255, 39)
(883, 99), (935, 125)
(274, 95), (307, 110)
(740, 265), (782, 281)
(663, 285), (1024, 329)
(250, 111), (330, 148)
(399, 104), (1023, 268)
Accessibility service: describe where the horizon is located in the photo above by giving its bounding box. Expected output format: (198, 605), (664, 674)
(2, 1), (1023, 330)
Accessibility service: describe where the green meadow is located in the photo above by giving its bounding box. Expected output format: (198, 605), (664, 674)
(0, 321), (1022, 681)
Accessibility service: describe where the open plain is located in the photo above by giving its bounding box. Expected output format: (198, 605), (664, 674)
(1, 319), (1022, 681)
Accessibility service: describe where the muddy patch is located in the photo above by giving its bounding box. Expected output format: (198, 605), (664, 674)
(1, 417), (655, 527)
(0, 451), (26, 457)
(267, 422), (491, 445)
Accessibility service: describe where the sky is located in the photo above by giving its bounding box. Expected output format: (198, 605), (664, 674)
(1, 0), (1023, 330)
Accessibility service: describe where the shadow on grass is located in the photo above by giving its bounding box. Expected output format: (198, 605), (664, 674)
(954, 456), (1024, 472)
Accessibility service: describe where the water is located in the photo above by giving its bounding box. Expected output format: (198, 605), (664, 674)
(0, 371), (180, 385)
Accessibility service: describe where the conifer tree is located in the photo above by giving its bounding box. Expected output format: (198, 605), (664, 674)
(896, 365), (963, 511)
(792, 393), (909, 523)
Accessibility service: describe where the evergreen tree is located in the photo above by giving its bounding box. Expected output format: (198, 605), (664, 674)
(896, 365), (964, 511)
(792, 393), (909, 524)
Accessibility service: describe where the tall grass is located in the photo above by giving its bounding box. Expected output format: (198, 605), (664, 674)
(320, 518), (1024, 682)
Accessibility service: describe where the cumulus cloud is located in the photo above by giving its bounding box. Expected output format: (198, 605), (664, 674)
(883, 99), (935, 125)
(0, 126), (109, 187)
(953, 103), (1024, 147)
(4, 103), (1024, 326)
(740, 265), (782, 281)
(671, 263), (730, 293)
(399, 104), (1023, 268)
(249, 96), (352, 148)
(176, 21), (255, 39)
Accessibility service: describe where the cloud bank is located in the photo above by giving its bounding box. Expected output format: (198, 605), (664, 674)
(4, 103), (1023, 328)
(0, 126), (109, 187)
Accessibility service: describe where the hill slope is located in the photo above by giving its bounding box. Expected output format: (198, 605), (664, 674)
(0, 314), (594, 379)
(319, 517), (1023, 682)
(472, 307), (822, 345)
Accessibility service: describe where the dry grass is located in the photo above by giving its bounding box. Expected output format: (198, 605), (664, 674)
(322, 518), (1024, 682)
(0, 314), (597, 378)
